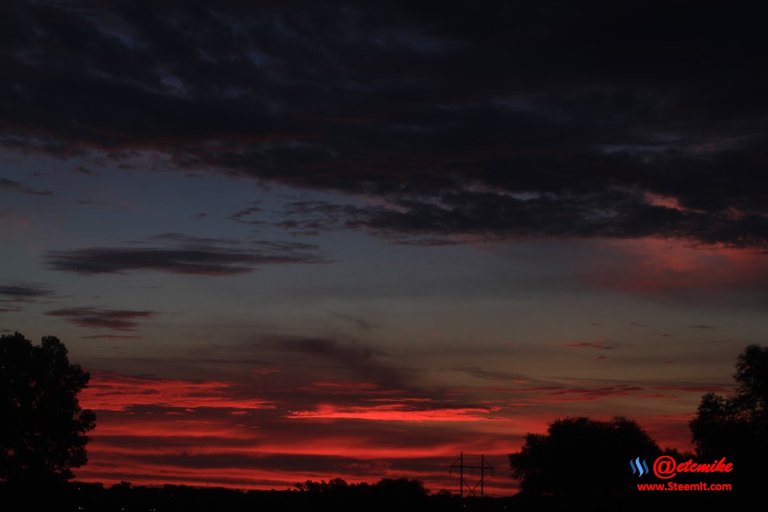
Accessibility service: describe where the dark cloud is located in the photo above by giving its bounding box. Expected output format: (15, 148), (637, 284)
(257, 335), (382, 362)
(0, 282), (54, 313)
(564, 341), (616, 350)
(254, 335), (409, 390)
(653, 384), (731, 393)
(328, 312), (377, 331)
(271, 192), (768, 248)
(688, 324), (718, 330)
(45, 234), (330, 275)
(0, 282), (54, 301)
(450, 366), (531, 383)
(82, 334), (141, 340)
(534, 384), (645, 402)
(75, 165), (98, 176)
(0, 178), (52, 196)
(2, 2), (768, 246)
(77, 198), (111, 207)
(45, 307), (155, 331)
(228, 203), (264, 226)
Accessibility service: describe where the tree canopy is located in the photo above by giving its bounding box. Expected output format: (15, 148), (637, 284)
(509, 417), (660, 500)
(0, 332), (95, 486)
(689, 344), (767, 493)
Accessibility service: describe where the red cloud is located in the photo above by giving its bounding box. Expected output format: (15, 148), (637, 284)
(584, 238), (768, 296)
(81, 371), (272, 411)
(288, 403), (500, 422)
(73, 370), (700, 495)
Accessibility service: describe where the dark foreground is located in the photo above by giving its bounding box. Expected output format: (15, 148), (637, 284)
(0, 480), (748, 512)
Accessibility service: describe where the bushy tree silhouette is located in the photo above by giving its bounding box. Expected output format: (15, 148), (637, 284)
(509, 417), (660, 502)
(0, 333), (95, 487)
(690, 344), (767, 494)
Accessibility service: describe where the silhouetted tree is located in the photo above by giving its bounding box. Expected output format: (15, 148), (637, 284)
(292, 477), (428, 511)
(509, 417), (660, 503)
(372, 478), (427, 502)
(0, 333), (95, 487)
(690, 344), (767, 493)
(294, 477), (350, 493)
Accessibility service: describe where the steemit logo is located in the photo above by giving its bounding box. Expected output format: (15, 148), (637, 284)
(629, 457), (650, 477)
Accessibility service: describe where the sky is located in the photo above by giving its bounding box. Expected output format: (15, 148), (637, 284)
(1, 0), (767, 495)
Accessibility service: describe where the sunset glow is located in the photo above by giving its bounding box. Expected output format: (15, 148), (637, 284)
(2, 0), (764, 497)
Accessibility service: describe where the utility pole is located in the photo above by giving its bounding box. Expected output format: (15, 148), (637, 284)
(449, 452), (494, 498)
(480, 455), (485, 497)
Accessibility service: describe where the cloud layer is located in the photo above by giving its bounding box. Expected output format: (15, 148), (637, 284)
(74, 360), (716, 493)
(1, 2), (767, 246)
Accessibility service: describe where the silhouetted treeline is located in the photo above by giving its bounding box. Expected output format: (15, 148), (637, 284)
(0, 479), (515, 512)
(0, 478), (746, 512)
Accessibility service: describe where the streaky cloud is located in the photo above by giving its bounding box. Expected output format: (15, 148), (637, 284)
(45, 307), (155, 331)
(46, 235), (331, 275)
